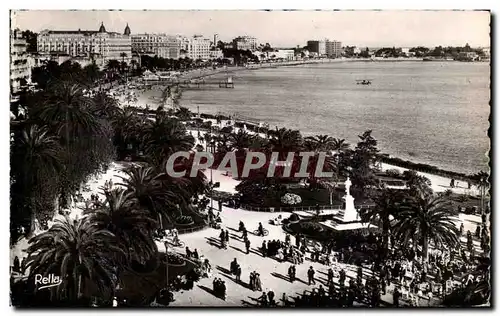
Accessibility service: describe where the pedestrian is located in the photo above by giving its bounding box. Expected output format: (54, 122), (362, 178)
(20, 257), (26, 275)
(245, 238), (251, 254)
(225, 229), (230, 244)
(235, 264), (242, 281)
(393, 287), (401, 307)
(193, 249), (199, 260)
(255, 273), (262, 291)
(230, 258), (238, 275)
(249, 272), (256, 291)
(327, 268), (334, 286)
(259, 291), (268, 306)
(295, 234), (301, 248)
(13, 256), (20, 273)
(308, 266), (316, 285)
(339, 268), (346, 287)
(459, 223), (464, 236)
(261, 240), (267, 257)
(241, 227), (248, 240)
(267, 289), (275, 306)
(185, 247), (192, 258)
(288, 265), (295, 283)
(381, 277), (387, 295)
(218, 200), (222, 213)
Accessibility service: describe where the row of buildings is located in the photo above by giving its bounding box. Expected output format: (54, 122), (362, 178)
(35, 23), (261, 65)
(10, 22), (261, 96)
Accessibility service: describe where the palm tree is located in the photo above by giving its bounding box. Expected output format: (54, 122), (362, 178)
(174, 106), (192, 121)
(142, 116), (195, 167)
(90, 91), (119, 119)
(24, 216), (122, 302)
(304, 134), (336, 152)
(120, 52), (127, 64)
(403, 170), (432, 196)
(119, 165), (178, 227)
(229, 129), (254, 152)
(393, 192), (460, 262)
(32, 81), (101, 140)
(86, 188), (158, 264)
(269, 127), (303, 159)
(11, 125), (63, 235)
(364, 188), (406, 256)
(332, 138), (350, 155)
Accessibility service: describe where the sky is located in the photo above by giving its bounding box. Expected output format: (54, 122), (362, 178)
(11, 10), (491, 48)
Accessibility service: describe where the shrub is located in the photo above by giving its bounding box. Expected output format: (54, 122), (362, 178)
(385, 169), (401, 178)
(176, 215), (193, 224)
(166, 253), (185, 265)
(289, 213), (300, 222)
(281, 193), (302, 205)
(298, 222), (323, 235)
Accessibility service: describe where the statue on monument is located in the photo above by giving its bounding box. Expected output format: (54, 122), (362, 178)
(345, 177), (352, 196)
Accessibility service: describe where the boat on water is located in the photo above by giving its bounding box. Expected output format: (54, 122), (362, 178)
(356, 79), (373, 85)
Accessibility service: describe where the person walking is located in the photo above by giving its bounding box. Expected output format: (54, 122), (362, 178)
(308, 266), (316, 285)
(225, 229), (230, 245)
(261, 240), (267, 257)
(267, 289), (276, 306)
(13, 256), (20, 273)
(245, 238), (251, 254)
(235, 264), (242, 281)
(327, 268), (334, 286)
(288, 265), (295, 283)
(255, 273), (263, 291)
(249, 272), (256, 291)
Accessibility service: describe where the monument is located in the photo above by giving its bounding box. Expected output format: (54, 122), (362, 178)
(321, 177), (376, 231)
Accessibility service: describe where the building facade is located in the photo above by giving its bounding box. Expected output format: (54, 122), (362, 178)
(131, 33), (180, 59)
(187, 35), (212, 60)
(10, 29), (31, 94)
(273, 49), (295, 61)
(37, 22), (132, 67)
(307, 40), (326, 56)
(326, 40), (342, 58)
(233, 36), (258, 51)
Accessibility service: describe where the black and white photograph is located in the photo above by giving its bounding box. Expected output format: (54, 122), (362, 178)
(8, 9), (491, 308)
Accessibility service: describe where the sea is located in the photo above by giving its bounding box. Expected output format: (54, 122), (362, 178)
(180, 61), (490, 175)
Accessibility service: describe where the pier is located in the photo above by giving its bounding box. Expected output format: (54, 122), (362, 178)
(176, 76), (234, 89)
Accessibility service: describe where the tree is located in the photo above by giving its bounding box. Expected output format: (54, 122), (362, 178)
(119, 165), (179, 227)
(24, 216), (123, 302)
(304, 135), (336, 152)
(393, 192), (460, 262)
(364, 188), (406, 258)
(10, 125), (62, 236)
(402, 170), (432, 196)
(21, 30), (38, 52)
(229, 129), (255, 152)
(350, 130), (379, 195)
(268, 127), (303, 159)
(106, 59), (121, 75)
(142, 116), (195, 168)
(86, 188), (158, 264)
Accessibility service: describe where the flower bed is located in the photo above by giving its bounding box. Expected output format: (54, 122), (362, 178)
(286, 221), (327, 240)
(174, 215), (194, 226)
(165, 253), (186, 267)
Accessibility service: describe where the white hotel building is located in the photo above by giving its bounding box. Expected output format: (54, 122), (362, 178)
(37, 22), (132, 67)
(131, 33), (180, 59)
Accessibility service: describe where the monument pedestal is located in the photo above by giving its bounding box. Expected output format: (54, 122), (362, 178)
(321, 177), (377, 231)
